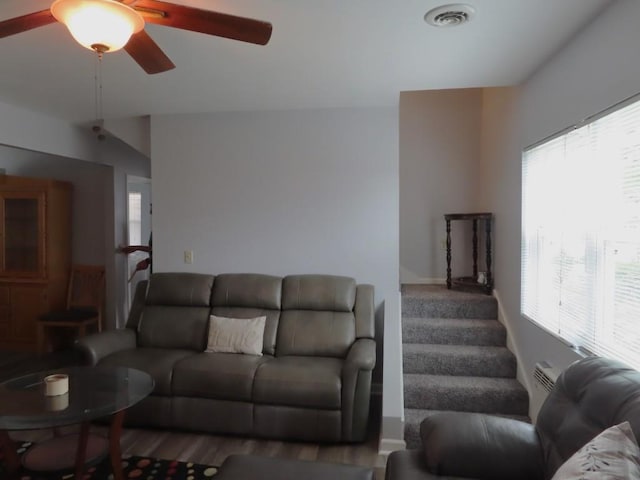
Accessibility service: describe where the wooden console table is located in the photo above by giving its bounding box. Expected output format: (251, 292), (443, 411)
(445, 212), (493, 294)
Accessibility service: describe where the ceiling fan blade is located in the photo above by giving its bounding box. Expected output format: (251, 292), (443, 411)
(125, 29), (176, 74)
(133, 0), (272, 45)
(0, 10), (56, 39)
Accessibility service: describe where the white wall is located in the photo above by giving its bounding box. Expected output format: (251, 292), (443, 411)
(0, 145), (110, 267)
(0, 98), (151, 330)
(0, 100), (95, 160)
(400, 89), (483, 283)
(521, 0), (640, 148)
(104, 116), (151, 158)
(478, 0), (640, 418)
(0, 140), (151, 329)
(94, 138), (151, 328)
(150, 106), (402, 438)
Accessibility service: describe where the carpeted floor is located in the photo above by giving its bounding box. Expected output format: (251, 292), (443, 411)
(401, 284), (529, 448)
(1, 441), (219, 479)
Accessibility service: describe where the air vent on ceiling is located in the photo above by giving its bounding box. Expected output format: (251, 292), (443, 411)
(424, 4), (476, 27)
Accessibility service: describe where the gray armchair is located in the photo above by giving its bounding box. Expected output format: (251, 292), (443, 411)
(386, 357), (640, 479)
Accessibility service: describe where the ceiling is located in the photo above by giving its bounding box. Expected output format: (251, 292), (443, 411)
(0, 0), (612, 123)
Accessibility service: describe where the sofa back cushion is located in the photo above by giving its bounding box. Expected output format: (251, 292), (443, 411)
(281, 275), (356, 312)
(277, 275), (356, 357)
(138, 273), (214, 350)
(536, 357), (640, 478)
(211, 274), (282, 355)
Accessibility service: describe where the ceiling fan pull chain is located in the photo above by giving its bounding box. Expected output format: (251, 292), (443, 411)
(92, 52), (106, 141)
(93, 53), (99, 123)
(98, 52), (104, 123)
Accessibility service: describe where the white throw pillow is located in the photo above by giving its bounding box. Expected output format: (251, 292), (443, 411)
(205, 315), (266, 356)
(551, 421), (640, 479)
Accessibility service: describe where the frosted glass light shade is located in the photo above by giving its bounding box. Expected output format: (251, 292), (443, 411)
(51, 0), (145, 53)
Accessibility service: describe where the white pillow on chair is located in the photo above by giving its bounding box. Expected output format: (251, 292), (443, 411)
(551, 421), (640, 479)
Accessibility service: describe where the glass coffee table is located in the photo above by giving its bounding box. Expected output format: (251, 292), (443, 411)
(0, 366), (154, 480)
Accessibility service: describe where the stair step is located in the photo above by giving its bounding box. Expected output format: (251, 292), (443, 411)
(404, 374), (529, 414)
(402, 285), (497, 319)
(403, 408), (531, 449)
(402, 317), (506, 346)
(400, 284), (527, 450)
(403, 344), (516, 377)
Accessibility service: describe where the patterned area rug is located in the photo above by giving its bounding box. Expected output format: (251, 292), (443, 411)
(1, 442), (218, 479)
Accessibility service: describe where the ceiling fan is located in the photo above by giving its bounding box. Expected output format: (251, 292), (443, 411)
(0, 0), (272, 74)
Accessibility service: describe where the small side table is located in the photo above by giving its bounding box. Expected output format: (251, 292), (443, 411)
(445, 212), (493, 294)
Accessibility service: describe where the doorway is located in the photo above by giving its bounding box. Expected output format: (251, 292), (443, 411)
(126, 176), (151, 311)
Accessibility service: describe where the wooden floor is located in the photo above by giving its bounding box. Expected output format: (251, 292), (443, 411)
(2, 349), (387, 479)
(11, 420), (385, 478)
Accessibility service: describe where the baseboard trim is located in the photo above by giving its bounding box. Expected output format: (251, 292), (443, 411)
(378, 415), (405, 457)
(378, 438), (407, 458)
(493, 289), (532, 396)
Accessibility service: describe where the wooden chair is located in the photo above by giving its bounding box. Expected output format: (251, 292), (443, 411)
(37, 265), (106, 354)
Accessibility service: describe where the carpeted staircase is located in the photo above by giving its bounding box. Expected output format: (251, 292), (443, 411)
(402, 284), (529, 449)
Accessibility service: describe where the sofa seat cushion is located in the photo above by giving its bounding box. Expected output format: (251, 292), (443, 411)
(253, 356), (342, 409)
(172, 352), (271, 401)
(98, 348), (194, 395)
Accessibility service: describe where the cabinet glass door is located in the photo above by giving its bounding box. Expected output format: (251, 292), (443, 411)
(1, 193), (44, 277)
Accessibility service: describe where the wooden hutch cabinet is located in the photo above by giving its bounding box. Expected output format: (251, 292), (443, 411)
(0, 175), (72, 351)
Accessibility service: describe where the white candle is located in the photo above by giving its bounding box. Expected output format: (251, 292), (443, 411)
(44, 374), (69, 396)
(45, 392), (69, 411)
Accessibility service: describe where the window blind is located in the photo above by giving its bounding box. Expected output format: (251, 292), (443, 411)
(522, 99), (640, 370)
(128, 192), (142, 246)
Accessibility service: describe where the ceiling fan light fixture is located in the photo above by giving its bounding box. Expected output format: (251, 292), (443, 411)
(51, 0), (145, 53)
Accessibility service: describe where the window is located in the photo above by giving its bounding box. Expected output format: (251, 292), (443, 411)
(522, 98), (640, 370)
(128, 192), (142, 246)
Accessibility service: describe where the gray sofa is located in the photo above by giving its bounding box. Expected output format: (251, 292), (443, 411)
(386, 356), (640, 479)
(76, 272), (375, 443)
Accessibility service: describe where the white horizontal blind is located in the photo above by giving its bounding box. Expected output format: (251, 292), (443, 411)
(128, 192), (142, 246)
(522, 99), (640, 370)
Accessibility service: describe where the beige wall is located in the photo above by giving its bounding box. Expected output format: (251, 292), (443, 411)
(400, 83), (589, 419)
(476, 0), (640, 419)
(400, 88), (483, 283)
(478, 87), (582, 419)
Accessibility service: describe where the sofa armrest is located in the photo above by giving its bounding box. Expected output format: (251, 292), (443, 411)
(341, 338), (376, 441)
(344, 338), (376, 372)
(75, 328), (137, 366)
(354, 284), (375, 338)
(386, 449), (459, 480)
(125, 280), (148, 330)
(421, 412), (544, 480)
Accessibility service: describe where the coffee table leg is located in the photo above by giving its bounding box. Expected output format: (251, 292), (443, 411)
(0, 430), (20, 477)
(74, 421), (90, 479)
(109, 410), (125, 480)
